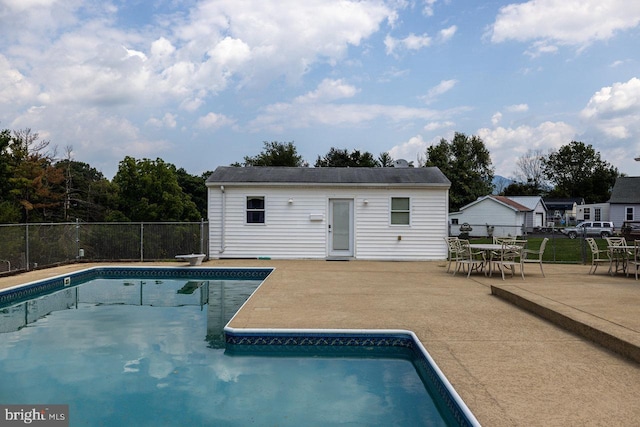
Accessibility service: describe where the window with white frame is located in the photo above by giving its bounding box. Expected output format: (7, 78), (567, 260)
(626, 206), (635, 221)
(246, 196), (265, 224)
(594, 208), (601, 221)
(390, 197), (410, 225)
(583, 207), (590, 220)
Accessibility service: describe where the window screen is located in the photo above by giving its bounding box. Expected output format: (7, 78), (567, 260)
(391, 197), (410, 225)
(246, 196), (265, 224)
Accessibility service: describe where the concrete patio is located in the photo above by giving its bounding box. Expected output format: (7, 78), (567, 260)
(1, 259), (639, 426)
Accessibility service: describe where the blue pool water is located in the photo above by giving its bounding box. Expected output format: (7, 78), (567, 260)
(0, 268), (475, 426)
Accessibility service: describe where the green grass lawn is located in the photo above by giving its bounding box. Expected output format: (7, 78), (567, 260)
(471, 235), (604, 264)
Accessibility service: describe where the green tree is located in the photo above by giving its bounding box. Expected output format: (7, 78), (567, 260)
(0, 128), (20, 222)
(7, 129), (65, 222)
(501, 181), (541, 196)
(378, 152), (395, 167)
(54, 157), (120, 222)
(424, 132), (494, 212)
(112, 156), (200, 221)
(0, 128), (11, 195)
(542, 141), (619, 203)
(240, 141), (305, 166)
(315, 148), (380, 167)
(176, 168), (208, 218)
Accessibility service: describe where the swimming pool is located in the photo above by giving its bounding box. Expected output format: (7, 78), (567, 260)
(0, 267), (479, 426)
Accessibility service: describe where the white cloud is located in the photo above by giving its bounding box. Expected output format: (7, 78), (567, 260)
(182, 0), (394, 83)
(206, 37), (251, 71)
(609, 59), (628, 68)
(489, 0), (640, 52)
(249, 77), (458, 131)
(420, 79), (457, 104)
(388, 134), (431, 164)
(439, 25), (457, 42)
(385, 21), (455, 56)
(580, 77), (640, 139)
(0, 54), (38, 104)
(250, 102), (442, 132)
(424, 121), (454, 131)
(196, 112), (235, 130)
(179, 98), (204, 112)
(422, 0), (438, 17)
(2, 0), (398, 112)
(149, 37), (176, 67)
(0, 0), (82, 42)
(378, 67), (410, 82)
(489, 105), (527, 127)
(10, 104), (170, 177)
(524, 40), (559, 58)
(294, 79), (359, 104)
(506, 103), (529, 113)
(477, 121), (576, 175)
(147, 113), (177, 129)
(389, 120), (577, 177)
(385, 33), (432, 55)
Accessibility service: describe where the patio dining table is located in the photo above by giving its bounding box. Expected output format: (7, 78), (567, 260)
(607, 245), (634, 275)
(469, 243), (507, 276)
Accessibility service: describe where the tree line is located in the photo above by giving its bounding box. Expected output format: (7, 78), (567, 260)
(0, 127), (620, 223)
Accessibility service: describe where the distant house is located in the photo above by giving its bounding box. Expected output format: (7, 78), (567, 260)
(449, 195), (531, 237)
(206, 166), (451, 260)
(543, 198), (585, 225)
(608, 176), (640, 228)
(506, 196), (548, 230)
(576, 203), (610, 223)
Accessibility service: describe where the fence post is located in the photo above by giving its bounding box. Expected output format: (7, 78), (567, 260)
(140, 223), (144, 262)
(75, 218), (80, 259)
(200, 218), (205, 255)
(581, 227), (587, 264)
(25, 224), (30, 271)
(551, 223), (556, 262)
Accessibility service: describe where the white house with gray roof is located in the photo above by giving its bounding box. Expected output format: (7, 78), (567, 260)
(608, 176), (640, 227)
(205, 166), (451, 260)
(449, 195), (530, 237)
(507, 196), (547, 230)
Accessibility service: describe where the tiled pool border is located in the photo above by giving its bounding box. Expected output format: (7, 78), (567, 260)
(225, 327), (480, 427)
(0, 266), (273, 306)
(1, 266), (479, 427)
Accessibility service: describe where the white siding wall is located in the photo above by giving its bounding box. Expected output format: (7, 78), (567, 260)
(208, 185), (448, 260)
(450, 199), (523, 237)
(576, 203), (610, 222)
(530, 201), (546, 229)
(610, 204), (640, 228)
(354, 189), (448, 260)
(209, 186), (327, 259)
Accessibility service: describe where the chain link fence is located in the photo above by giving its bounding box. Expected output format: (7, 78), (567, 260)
(0, 221), (209, 274)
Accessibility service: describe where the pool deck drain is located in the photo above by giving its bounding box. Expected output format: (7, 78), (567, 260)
(1, 260), (640, 426)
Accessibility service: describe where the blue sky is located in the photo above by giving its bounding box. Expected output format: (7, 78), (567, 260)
(1, 0), (640, 179)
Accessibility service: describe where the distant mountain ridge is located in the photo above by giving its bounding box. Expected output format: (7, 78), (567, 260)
(492, 175), (514, 193)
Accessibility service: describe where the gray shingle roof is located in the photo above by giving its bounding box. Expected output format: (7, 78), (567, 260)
(608, 176), (640, 204)
(206, 166), (451, 186)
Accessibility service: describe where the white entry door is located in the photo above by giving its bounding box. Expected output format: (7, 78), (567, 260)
(329, 199), (354, 257)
